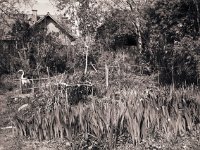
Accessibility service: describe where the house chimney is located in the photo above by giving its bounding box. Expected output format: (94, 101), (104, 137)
(32, 10), (37, 24)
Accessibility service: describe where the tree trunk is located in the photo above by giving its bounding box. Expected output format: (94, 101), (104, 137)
(127, 0), (143, 53)
(136, 17), (142, 53)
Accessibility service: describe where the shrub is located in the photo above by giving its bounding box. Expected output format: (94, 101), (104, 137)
(145, 36), (200, 86)
(0, 74), (18, 93)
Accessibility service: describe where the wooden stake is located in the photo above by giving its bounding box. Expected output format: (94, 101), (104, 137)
(84, 46), (88, 74)
(37, 68), (41, 90)
(47, 67), (51, 92)
(118, 63), (120, 75)
(32, 79), (34, 94)
(19, 79), (22, 94)
(65, 88), (68, 105)
(123, 52), (125, 62)
(172, 65), (175, 90)
(105, 64), (109, 88)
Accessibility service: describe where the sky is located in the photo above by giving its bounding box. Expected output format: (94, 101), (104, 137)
(20, 0), (60, 15)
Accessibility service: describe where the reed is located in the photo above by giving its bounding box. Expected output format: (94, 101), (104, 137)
(13, 81), (200, 149)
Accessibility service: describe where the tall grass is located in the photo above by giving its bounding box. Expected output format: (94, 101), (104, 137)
(13, 84), (200, 149)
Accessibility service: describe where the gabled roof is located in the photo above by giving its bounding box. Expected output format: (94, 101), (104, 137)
(30, 12), (76, 41)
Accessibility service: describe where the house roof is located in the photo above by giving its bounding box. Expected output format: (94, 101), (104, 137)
(0, 12), (76, 42)
(30, 12), (76, 41)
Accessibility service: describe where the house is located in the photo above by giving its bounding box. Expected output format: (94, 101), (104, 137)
(0, 10), (76, 73)
(0, 10), (75, 46)
(29, 10), (76, 45)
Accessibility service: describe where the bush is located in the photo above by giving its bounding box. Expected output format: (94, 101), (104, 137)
(0, 74), (18, 93)
(145, 36), (200, 86)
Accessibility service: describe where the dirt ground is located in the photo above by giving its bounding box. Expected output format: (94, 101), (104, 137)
(0, 94), (21, 150)
(0, 94), (15, 150)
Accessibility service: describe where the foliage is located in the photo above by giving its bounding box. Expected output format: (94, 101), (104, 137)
(10, 20), (30, 43)
(145, 36), (200, 85)
(95, 9), (138, 51)
(148, 0), (200, 40)
(161, 37), (199, 85)
(0, 0), (36, 34)
(140, 0), (200, 85)
(0, 0), (36, 76)
(0, 74), (17, 93)
(12, 81), (200, 149)
(53, 0), (108, 36)
(4, 0), (200, 149)
(0, 42), (12, 75)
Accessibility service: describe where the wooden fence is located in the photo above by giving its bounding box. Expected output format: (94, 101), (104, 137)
(13, 63), (199, 97)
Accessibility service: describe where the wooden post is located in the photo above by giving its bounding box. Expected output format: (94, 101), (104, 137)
(37, 69), (41, 91)
(92, 86), (94, 96)
(172, 65), (175, 90)
(122, 52), (125, 62)
(105, 64), (109, 88)
(118, 64), (120, 75)
(32, 79), (34, 94)
(47, 67), (50, 79)
(84, 46), (88, 74)
(47, 67), (51, 92)
(65, 87), (68, 105)
(15, 40), (18, 49)
(158, 70), (160, 84)
(19, 79), (22, 94)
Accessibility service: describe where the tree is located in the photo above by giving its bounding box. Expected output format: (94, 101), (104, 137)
(0, 0), (36, 29)
(0, 0), (36, 76)
(148, 0), (200, 42)
(143, 0), (200, 85)
(106, 0), (151, 52)
(52, 0), (111, 37)
(53, 0), (150, 50)
(52, 0), (109, 74)
(95, 8), (138, 51)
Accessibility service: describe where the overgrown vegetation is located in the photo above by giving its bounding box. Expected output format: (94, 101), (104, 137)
(12, 76), (200, 149)
(1, 0), (200, 149)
